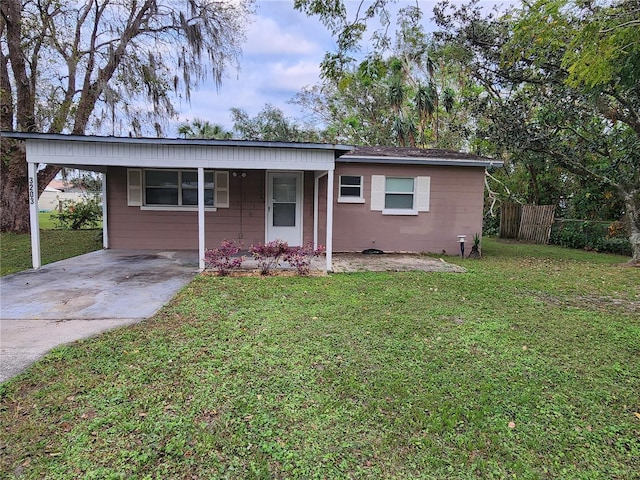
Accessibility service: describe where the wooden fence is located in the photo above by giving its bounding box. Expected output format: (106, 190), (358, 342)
(500, 203), (521, 239)
(500, 203), (556, 244)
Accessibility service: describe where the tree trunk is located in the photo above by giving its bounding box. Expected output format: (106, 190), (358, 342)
(0, 140), (60, 233)
(623, 188), (640, 264)
(0, 141), (29, 233)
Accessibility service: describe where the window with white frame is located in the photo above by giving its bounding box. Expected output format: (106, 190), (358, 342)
(370, 175), (430, 215)
(145, 170), (214, 206)
(338, 175), (364, 203)
(127, 168), (229, 210)
(384, 177), (414, 209)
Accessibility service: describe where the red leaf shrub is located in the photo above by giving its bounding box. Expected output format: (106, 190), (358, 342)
(284, 243), (325, 276)
(249, 240), (289, 275)
(204, 239), (243, 275)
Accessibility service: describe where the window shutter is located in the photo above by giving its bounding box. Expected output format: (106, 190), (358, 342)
(370, 175), (385, 211)
(416, 176), (431, 212)
(127, 169), (142, 206)
(214, 171), (229, 208)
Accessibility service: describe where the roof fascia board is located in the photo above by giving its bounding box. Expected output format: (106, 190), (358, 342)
(339, 155), (503, 168)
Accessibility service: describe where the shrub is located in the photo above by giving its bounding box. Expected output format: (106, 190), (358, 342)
(284, 243), (325, 275)
(550, 219), (631, 256)
(483, 213), (500, 237)
(54, 194), (102, 230)
(249, 240), (289, 275)
(204, 240), (244, 275)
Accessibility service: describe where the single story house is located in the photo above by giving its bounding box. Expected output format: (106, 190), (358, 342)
(3, 132), (502, 271)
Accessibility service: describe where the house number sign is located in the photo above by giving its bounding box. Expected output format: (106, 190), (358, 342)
(29, 177), (35, 205)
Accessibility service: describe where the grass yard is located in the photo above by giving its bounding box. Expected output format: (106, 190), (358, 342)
(0, 239), (638, 478)
(0, 229), (103, 276)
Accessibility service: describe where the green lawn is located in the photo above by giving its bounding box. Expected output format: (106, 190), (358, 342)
(0, 239), (638, 478)
(0, 229), (102, 276)
(37, 211), (61, 229)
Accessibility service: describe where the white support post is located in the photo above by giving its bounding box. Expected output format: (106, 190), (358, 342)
(101, 171), (109, 249)
(313, 173), (319, 250)
(27, 162), (41, 269)
(325, 169), (334, 272)
(314, 171), (328, 251)
(198, 167), (205, 271)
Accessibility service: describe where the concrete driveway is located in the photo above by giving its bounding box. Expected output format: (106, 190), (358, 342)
(0, 250), (199, 383)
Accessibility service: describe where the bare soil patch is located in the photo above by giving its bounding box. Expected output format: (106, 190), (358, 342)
(534, 292), (639, 314)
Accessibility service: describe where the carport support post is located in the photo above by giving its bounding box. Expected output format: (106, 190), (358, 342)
(28, 161), (41, 269)
(198, 167), (205, 271)
(325, 169), (334, 272)
(313, 171), (327, 250)
(102, 171), (108, 248)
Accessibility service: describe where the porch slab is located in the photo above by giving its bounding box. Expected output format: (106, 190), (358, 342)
(322, 253), (466, 273)
(226, 252), (465, 273)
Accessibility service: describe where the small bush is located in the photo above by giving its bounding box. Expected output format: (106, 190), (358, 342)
(204, 240), (244, 275)
(249, 240), (289, 275)
(483, 213), (500, 237)
(284, 243), (325, 275)
(54, 194), (102, 230)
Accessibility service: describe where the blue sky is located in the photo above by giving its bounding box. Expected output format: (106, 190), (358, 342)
(173, 0), (500, 135)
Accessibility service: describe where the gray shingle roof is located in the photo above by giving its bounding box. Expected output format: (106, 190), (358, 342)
(342, 146), (502, 168)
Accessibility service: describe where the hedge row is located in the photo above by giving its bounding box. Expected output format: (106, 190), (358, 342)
(549, 219), (632, 256)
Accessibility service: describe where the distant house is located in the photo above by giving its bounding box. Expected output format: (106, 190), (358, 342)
(3, 132), (502, 270)
(39, 179), (90, 212)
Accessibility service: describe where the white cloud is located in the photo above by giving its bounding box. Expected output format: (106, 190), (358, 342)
(245, 16), (321, 55)
(266, 60), (321, 90)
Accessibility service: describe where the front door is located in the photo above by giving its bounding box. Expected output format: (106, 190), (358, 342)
(266, 172), (303, 246)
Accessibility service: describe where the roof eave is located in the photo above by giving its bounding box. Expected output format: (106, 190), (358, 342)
(339, 155), (504, 168)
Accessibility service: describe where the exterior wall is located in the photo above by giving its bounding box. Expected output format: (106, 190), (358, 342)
(320, 163), (486, 255)
(107, 167), (315, 250)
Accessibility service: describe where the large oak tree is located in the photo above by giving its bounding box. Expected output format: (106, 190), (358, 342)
(1, 0), (253, 232)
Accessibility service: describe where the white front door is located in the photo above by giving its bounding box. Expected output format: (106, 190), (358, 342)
(266, 171), (303, 246)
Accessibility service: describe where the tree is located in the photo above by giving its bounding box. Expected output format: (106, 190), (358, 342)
(292, 4), (471, 149)
(293, 0), (394, 82)
(434, 0), (640, 262)
(177, 119), (232, 139)
(1, 0), (253, 233)
(230, 104), (323, 142)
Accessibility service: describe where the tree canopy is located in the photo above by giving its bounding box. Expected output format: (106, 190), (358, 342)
(178, 119), (232, 139)
(230, 104), (324, 143)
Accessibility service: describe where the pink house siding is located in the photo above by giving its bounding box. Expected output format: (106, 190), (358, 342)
(323, 163), (486, 255)
(107, 167), (316, 250)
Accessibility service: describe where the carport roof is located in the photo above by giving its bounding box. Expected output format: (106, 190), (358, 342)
(2, 131), (354, 173)
(1, 131), (354, 158)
